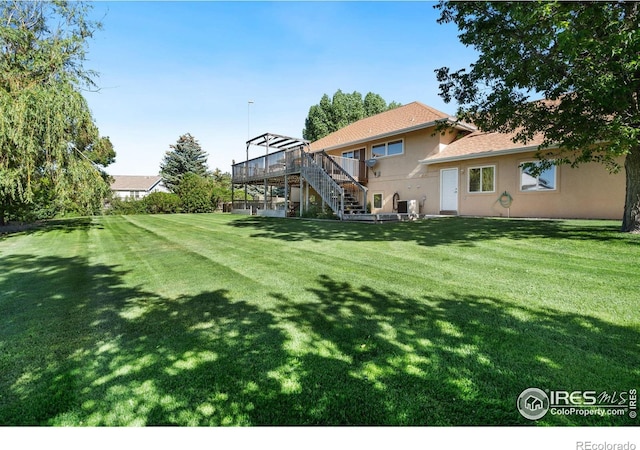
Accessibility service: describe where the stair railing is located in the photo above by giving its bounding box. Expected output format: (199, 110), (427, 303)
(315, 151), (368, 213)
(300, 151), (345, 218)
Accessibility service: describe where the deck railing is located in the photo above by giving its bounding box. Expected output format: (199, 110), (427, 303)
(326, 155), (367, 182)
(232, 147), (305, 183)
(232, 146), (367, 217)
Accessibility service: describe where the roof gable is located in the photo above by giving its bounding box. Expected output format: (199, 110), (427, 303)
(308, 102), (455, 151)
(111, 175), (163, 191)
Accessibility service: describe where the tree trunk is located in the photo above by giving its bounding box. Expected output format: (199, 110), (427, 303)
(0, 200), (5, 226)
(622, 146), (640, 232)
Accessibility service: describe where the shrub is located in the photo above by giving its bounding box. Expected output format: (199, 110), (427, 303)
(107, 197), (145, 215)
(300, 203), (338, 220)
(176, 173), (215, 213)
(142, 192), (181, 214)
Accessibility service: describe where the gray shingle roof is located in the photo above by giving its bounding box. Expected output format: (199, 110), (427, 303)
(110, 175), (163, 191)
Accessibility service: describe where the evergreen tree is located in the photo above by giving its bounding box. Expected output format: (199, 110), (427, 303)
(160, 133), (209, 193)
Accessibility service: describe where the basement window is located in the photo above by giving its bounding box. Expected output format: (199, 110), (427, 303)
(373, 193), (383, 209)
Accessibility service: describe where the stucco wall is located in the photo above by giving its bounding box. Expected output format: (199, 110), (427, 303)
(321, 126), (624, 220)
(323, 126), (456, 213)
(425, 152), (625, 219)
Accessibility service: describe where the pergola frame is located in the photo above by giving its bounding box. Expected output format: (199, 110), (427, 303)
(246, 133), (310, 152)
(233, 133), (311, 216)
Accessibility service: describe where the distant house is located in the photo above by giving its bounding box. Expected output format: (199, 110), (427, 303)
(110, 175), (168, 200)
(231, 101), (625, 220)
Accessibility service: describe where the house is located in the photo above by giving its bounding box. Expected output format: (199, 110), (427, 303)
(231, 101), (625, 220)
(110, 175), (168, 200)
(419, 129), (624, 219)
(525, 395), (544, 412)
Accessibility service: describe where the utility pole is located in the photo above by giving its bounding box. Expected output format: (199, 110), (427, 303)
(247, 100), (254, 139)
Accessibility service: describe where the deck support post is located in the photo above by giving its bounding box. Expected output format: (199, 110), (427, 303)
(284, 172), (289, 217)
(301, 153), (306, 217)
(264, 139), (269, 211)
(245, 142), (250, 210)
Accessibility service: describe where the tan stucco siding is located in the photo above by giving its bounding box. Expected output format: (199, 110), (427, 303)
(323, 127), (448, 213)
(426, 152), (625, 219)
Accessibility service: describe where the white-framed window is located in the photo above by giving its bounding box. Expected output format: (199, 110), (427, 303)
(468, 165), (495, 193)
(372, 192), (383, 210)
(520, 161), (557, 191)
(371, 139), (404, 158)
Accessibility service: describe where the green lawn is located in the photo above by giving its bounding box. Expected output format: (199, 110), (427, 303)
(1, 214), (638, 426)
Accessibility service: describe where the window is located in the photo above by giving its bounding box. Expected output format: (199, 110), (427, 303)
(520, 161), (556, 191)
(373, 193), (383, 209)
(372, 144), (385, 158)
(468, 166), (495, 193)
(387, 140), (403, 155)
(371, 139), (403, 157)
(342, 149), (363, 159)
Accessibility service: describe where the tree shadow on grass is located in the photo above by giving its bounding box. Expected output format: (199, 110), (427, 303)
(0, 253), (290, 426)
(263, 275), (639, 425)
(0, 253), (136, 424)
(1, 254), (638, 425)
(0, 217), (103, 241)
(229, 216), (636, 247)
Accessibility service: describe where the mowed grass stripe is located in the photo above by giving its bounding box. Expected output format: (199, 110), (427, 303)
(1, 215), (638, 426)
(0, 221), (109, 424)
(121, 214), (301, 295)
(166, 214), (475, 298)
(462, 236), (640, 323)
(124, 214), (640, 322)
(158, 214), (639, 330)
(121, 214), (359, 298)
(106, 215), (261, 298)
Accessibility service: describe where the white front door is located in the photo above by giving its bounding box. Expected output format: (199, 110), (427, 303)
(440, 168), (459, 212)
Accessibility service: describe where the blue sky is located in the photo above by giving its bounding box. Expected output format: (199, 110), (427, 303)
(84, 1), (477, 175)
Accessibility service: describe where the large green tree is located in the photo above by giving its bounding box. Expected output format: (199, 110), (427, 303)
(0, 1), (114, 225)
(303, 90), (401, 141)
(159, 133), (209, 193)
(435, 1), (640, 232)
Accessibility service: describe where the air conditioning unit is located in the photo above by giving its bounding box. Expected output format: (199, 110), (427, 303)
(397, 200), (419, 215)
(407, 199), (419, 215)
